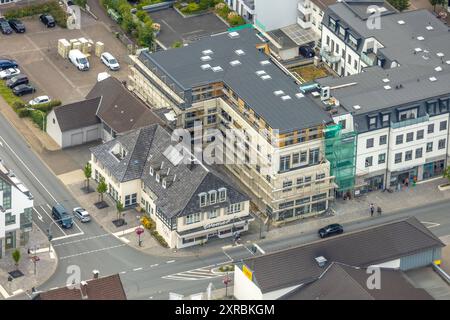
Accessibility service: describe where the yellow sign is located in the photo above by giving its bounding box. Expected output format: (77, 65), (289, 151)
(242, 265), (253, 281)
(434, 259), (442, 266)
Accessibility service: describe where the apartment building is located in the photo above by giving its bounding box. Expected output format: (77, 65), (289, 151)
(224, 0), (255, 22)
(89, 124), (252, 248)
(313, 7), (450, 194)
(0, 161), (33, 258)
(129, 28), (335, 223)
(320, 0), (398, 76)
(297, 0), (336, 35)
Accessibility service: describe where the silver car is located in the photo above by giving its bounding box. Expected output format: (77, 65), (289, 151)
(73, 207), (91, 222)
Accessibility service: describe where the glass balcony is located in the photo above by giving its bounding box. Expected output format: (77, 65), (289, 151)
(391, 114), (429, 129)
(320, 48), (341, 64)
(360, 52), (376, 66)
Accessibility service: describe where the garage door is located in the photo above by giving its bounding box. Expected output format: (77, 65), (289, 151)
(70, 132), (83, 146)
(86, 128), (99, 142)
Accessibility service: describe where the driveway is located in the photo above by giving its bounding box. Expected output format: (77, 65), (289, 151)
(0, 11), (129, 105)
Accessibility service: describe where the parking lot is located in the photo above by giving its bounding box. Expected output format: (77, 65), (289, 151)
(0, 11), (129, 104)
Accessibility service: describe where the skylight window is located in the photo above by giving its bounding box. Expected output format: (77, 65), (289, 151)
(261, 75), (271, 80)
(202, 49), (213, 55)
(212, 66), (223, 72)
(417, 36), (424, 41)
(256, 70), (266, 76)
(281, 95), (292, 101)
(260, 60), (270, 66)
(201, 55), (212, 61)
(230, 60), (241, 66)
(274, 90), (284, 96)
(353, 105), (361, 110)
(397, 20), (405, 25)
(426, 25), (434, 31)
(382, 78), (390, 83)
(437, 52), (444, 57)
(435, 66), (442, 72)
(429, 76), (437, 82)
(446, 60), (450, 65)
(295, 93), (304, 99)
(384, 85), (391, 90)
(414, 48), (422, 53)
(201, 64), (211, 70)
(228, 31), (240, 39)
(235, 49), (245, 56)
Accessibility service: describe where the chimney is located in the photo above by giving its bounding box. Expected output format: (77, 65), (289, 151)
(93, 270), (99, 279)
(315, 256), (327, 268)
(80, 281), (88, 300)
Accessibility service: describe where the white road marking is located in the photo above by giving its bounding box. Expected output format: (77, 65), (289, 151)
(51, 232), (84, 242)
(162, 275), (200, 281)
(133, 267), (143, 271)
(34, 206), (66, 236)
(0, 285), (10, 299)
(0, 136), (57, 202)
(166, 260), (175, 264)
(33, 208), (44, 222)
(120, 271), (127, 274)
(52, 233), (110, 247)
(12, 289), (24, 295)
(49, 287), (59, 290)
(421, 221), (441, 228)
(58, 244), (126, 260)
(253, 243), (265, 255)
(150, 264), (159, 267)
(112, 227), (140, 237)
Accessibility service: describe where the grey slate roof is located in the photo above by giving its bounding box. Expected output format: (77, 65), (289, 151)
(53, 97), (101, 132)
(281, 263), (433, 300)
(139, 28), (332, 132)
(90, 124), (249, 219)
(241, 216), (444, 293)
(86, 77), (164, 134)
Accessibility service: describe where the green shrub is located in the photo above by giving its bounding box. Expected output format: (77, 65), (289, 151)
(3, 1), (68, 28)
(0, 81), (24, 106)
(150, 230), (168, 247)
(74, 0), (87, 8)
(182, 3), (200, 13)
(31, 100), (62, 112)
(17, 108), (31, 118)
(12, 101), (25, 110)
(29, 110), (46, 131)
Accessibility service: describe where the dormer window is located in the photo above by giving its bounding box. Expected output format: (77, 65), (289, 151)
(149, 166), (154, 176)
(199, 192), (207, 207)
(156, 173), (160, 182)
(368, 116), (377, 130)
(382, 113), (390, 127)
(111, 143), (127, 161)
(218, 188), (227, 202)
(338, 26), (345, 38)
(209, 190), (217, 205)
(162, 179), (167, 189)
(329, 17), (336, 30)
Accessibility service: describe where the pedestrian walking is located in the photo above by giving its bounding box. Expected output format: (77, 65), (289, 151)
(370, 203), (374, 217)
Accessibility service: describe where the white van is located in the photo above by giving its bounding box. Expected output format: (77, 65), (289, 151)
(68, 49), (90, 71)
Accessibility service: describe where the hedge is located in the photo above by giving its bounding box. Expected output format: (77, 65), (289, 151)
(150, 230), (168, 248)
(29, 99), (62, 112)
(0, 81), (24, 106)
(16, 108), (30, 118)
(3, 0), (68, 28)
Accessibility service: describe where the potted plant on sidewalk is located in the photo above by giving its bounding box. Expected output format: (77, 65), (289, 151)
(12, 249), (21, 270)
(94, 177), (109, 209)
(112, 200), (126, 227)
(83, 162), (92, 193)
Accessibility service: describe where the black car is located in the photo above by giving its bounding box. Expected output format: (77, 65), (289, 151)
(8, 19), (26, 33)
(40, 14), (56, 28)
(299, 46), (315, 58)
(0, 18), (13, 35)
(12, 84), (35, 96)
(0, 59), (19, 71)
(6, 74), (28, 88)
(318, 223), (343, 238)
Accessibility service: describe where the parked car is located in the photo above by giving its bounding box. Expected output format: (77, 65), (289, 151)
(299, 45), (315, 58)
(29, 95), (51, 105)
(100, 52), (120, 71)
(8, 19), (26, 33)
(0, 59), (19, 71)
(6, 74), (28, 88)
(73, 207), (91, 223)
(318, 223), (344, 238)
(0, 68), (20, 80)
(0, 18), (13, 35)
(40, 14), (56, 28)
(69, 49), (90, 71)
(52, 204), (73, 229)
(12, 84), (35, 96)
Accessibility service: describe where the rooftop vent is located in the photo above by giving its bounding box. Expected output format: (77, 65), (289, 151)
(315, 256), (327, 268)
(435, 66), (443, 72)
(202, 49), (213, 55)
(256, 70), (266, 76)
(201, 55), (212, 61)
(398, 20), (405, 25)
(429, 76), (437, 82)
(212, 66), (223, 72)
(201, 64), (211, 70)
(437, 52), (445, 57)
(353, 105), (361, 110)
(230, 60), (241, 66)
(228, 31), (240, 39)
(384, 85), (391, 90)
(260, 60), (270, 66)
(295, 93), (304, 99)
(382, 78), (390, 83)
(274, 90), (284, 96)
(414, 48), (422, 53)
(261, 75), (271, 80)
(417, 36), (424, 41)
(235, 49), (245, 56)
(281, 95), (292, 101)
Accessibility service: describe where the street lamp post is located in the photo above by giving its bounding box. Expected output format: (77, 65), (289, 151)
(136, 226), (144, 247)
(26, 107), (46, 131)
(223, 272), (232, 298)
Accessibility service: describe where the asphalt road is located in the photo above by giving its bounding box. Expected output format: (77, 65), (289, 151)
(2, 110), (450, 300)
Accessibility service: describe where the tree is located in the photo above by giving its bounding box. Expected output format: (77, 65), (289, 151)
(74, 0), (87, 8)
(429, 0), (445, 12)
(12, 249), (21, 268)
(137, 21), (154, 48)
(97, 177), (107, 202)
(116, 201), (124, 221)
(443, 166), (450, 184)
(83, 162), (92, 191)
(387, 0), (410, 11)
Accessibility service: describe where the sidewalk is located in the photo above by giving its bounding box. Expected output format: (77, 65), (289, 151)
(0, 223), (57, 300)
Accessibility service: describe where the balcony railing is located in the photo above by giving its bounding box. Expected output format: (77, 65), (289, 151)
(297, 16), (312, 29)
(320, 48), (341, 64)
(391, 114), (430, 129)
(360, 51), (376, 66)
(298, 2), (312, 15)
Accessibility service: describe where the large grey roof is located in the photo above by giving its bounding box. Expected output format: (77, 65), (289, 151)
(90, 124), (248, 219)
(139, 28), (332, 132)
(53, 97), (101, 132)
(242, 216), (444, 293)
(281, 263), (433, 300)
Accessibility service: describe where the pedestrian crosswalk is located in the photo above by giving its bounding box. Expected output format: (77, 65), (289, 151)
(162, 267), (223, 281)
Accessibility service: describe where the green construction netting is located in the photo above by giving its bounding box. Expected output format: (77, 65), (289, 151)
(324, 124), (357, 192)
